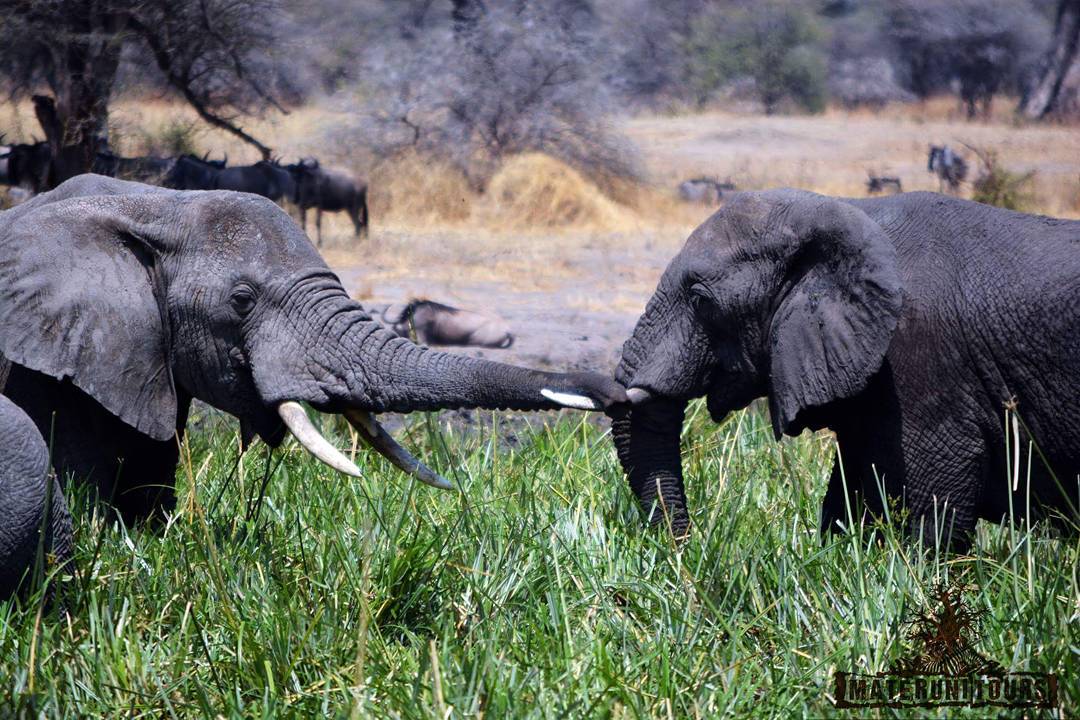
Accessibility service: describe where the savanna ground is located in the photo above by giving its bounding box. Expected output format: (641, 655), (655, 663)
(1, 98), (1078, 717)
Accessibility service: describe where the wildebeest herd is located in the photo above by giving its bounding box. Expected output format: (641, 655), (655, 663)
(0, 138), (367, 245)
(678, 145), (969, 203)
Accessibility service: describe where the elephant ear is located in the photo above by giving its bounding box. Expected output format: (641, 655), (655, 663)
(0, 190), (177, 441)
(767, 196), (902, 438)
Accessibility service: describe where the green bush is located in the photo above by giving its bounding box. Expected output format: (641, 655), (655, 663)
(684, 0), (828, 113)
(970, 147), (1037, 211)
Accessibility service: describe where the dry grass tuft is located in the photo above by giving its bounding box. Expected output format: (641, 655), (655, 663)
(367, 150), (475, 227)
(479, 153), (637, 231)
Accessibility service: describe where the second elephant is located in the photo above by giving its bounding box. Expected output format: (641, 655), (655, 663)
(612, 189), (1079, 549)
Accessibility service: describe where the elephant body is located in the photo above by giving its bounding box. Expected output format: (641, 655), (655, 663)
(0, 175), (623, 598)
(614, 189), (1079, 548)
(0, 391), (73, 598)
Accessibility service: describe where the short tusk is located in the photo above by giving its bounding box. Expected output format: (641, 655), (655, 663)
(343, 409), (454, 490)
(626, 387), (652, 405)
(277, 401), (362, 477)
(540, 388), (598, 410)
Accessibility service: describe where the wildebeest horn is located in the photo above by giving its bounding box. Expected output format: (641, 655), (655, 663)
(277, 401), (362, 477)
(343, 409), (454, 490)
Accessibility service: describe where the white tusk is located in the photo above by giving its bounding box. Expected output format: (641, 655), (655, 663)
(277, 401), (362, 477)
(343, 409), (454, 490)
(625, 387), (653, 405)
(540, 388), (599, 410)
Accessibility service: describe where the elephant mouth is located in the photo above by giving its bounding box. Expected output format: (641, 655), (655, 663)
(275, 401), (453, 490)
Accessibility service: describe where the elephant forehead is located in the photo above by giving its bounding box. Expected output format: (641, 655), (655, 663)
(188, 192), (326, 269)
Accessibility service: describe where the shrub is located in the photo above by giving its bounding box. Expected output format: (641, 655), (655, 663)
(683, 0), (829, 114)
(353, 0), (640, 188)
(969, 146), (1037, 211)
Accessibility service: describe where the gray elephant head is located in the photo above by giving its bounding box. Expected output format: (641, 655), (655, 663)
(0, 175), (624, 489)
(612, 190), (902, 535)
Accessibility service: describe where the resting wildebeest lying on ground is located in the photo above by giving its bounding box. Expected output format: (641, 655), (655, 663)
(865, 174), (902, 195)
(0, 174), (624, 601)
(611, 189), (1078, 550)
(374, 299), (514, 348)
(287, 158), (369, 244)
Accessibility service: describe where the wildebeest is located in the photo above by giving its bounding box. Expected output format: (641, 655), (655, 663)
(164, 154), (227, 190)
(927, 145), (968, 193)
(287, 158), (369, 244)
(866, 174), (903, 195)
(94, 152), (175, 184)
(3, 141), (51, 193)
(214, 159), (295, 203)
(678, 177), (736, 205)
(375, 299), (514, 349)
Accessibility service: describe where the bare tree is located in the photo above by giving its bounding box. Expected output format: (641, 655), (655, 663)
(1020, 0), (1080, 119)
(889, 0), (1049, 118)
(355, 0), (637, 186)
(0, 0), (291, 187)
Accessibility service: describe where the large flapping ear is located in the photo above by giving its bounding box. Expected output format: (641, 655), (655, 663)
(767, 194), (902, 438)
(0, 177), (179, 441)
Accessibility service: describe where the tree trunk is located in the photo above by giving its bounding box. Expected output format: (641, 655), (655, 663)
(34, 4), (123, 188)
(1020, 0), (1080, 120)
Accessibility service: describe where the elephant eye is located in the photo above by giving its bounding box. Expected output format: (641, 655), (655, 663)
(688, 283), (713, 315)
(230, 285), (257, 317)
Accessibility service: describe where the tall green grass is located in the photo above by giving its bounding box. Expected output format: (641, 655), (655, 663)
(2, 404), (1076, 717)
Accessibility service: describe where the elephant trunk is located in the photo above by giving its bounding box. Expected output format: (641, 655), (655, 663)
(251, 284), (617, 487)
(610, 399), (690, 537)
(357, 331), (602, 414)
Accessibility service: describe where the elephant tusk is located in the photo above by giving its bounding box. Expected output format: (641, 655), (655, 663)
(277, 401), (363, 477)
(343, 409), (454, 490)
(626, 387), (653, 405)
(539, 388), (598, 410)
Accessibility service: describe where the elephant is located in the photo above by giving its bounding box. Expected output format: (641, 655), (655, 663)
(0, 393), (73, 599)
(0, 174), (624, 599)
(611, 189), (1079, 550)
(376, 299), (515, 349)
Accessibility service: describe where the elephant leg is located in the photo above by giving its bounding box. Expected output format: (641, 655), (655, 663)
(5, 365), (187, 528)
(300, 207), (307, 232)
(820, 459), (865, 539)
(316, 208), (323, 246)
(0, 395), (74, 601)
(900, 425), (984, 553)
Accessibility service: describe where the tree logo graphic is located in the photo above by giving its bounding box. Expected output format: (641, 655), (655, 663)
(833, 582), (1058, 709)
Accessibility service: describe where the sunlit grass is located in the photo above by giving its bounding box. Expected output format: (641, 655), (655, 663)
(1, 404), (1076, 717)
